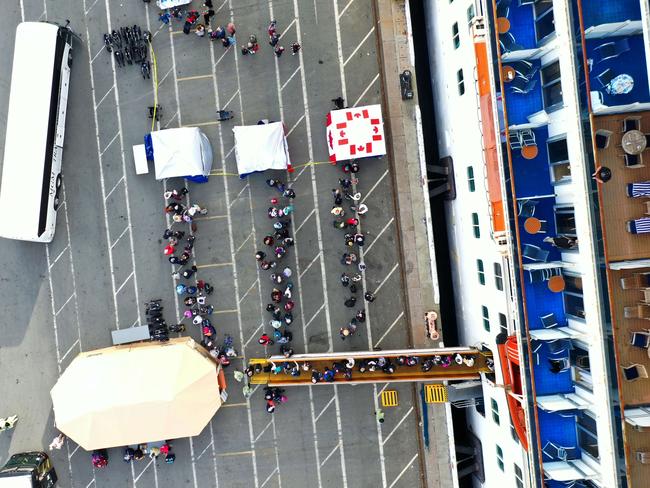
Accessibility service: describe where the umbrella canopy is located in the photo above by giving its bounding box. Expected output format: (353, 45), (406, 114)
(51, 338), (222, 450)
(326, 104), (386, 162)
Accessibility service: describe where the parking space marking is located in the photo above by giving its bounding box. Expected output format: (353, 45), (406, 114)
(196, 441), (214, 460)
(235, 232), (253, 254)
(364, 217), (394, 254)
(58, 339), (80, 364)
(19, 0), (24, 21)
(374, 312), (405, 348)
(192, 214), (228, 221)
(260, 467), (279, 488)
(286, 114), (305, 136)
(187, 120), (219, 127)
(364, 169), (388, 200)
(163, 110), (179, 128)
(254, 422), (273, 443)
(95, 85), (115, 110)
(221, 89), (240, 110)
(177, 73), (213, 82)
(388, 453), (419, 488)
(221, 402), (248, 408)
(338, 0), (356, 18)
(375, 263), (399, 294)
(214, 48), (231, 67)
(90, 45), (105, 64)
(85, 478), (95, 488)
(343, 27), (375, 67)
(280, 66), (301, 91)
(377, 383), (391, 397)
(110, 226), (130, 250)
(239, 279), (259, 304)
(212, 309), (238, 314)
(314, 396), (336, 422)
(99, 130), (119, 156)
(196, 262), (233, 269)
(84, 0), (100, 16)
(133, 458), (154, 484)
(105, 176), (125, 200)
(320, 442), (341, 467)
(299, 252), (322, 278)
(279, 19), (297, 38)
(294, 208), (315, 233)
(216, 0), (228, 12)
(48, 245), (70, 269)
(216, 450), (254, 457)
(55, 293), (75, 316)
(115, 272), (134, 295)
(158, 66), (174, 86)
(382, 407), (414, 446)
(230, 184), (250, 208)
(304, 303), (325, 328)
(243, 323), (264, 347)
(353, 73), (380, 107)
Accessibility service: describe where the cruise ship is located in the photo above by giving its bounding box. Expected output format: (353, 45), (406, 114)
(419, 0), (650, 486)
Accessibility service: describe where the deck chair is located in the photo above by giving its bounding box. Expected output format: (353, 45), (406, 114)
(496, 0), (511, 18)
(517, 199), (538, 218)
(510, 76), (538, 94)
(623, 364), (649, 382)
(596, 68), (615, 89)
(540, 312), (560, 329)
(595, 129), (612, 149)
(500, 32), (523, 53)
(624, 304), (650, 320)
(509, 130), (522, 149)
(630, 330), (650, 349)
(623, 116), (641, 133)
(625, 153), (644, 169)
(637, 451), (650, 464)
(621, 273), (650, 290)
(594, 38), (630, 64)
(547, 339), (572, 356)
(520, 129), (536, 146)
(512, 60), (538, 81)
(522, 243), (549, 262)
(548, 357), (571, 374)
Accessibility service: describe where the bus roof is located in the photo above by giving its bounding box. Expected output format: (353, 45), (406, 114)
(0, 22), (61, 240)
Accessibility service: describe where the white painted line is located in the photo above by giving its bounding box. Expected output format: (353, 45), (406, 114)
(158, 67), (174, 86)
(279, 19), (297, 39)
(230, 183), (250, 208)
(388, 453), (419, 488)
(364, 217), (394, 254)
(104, 176), (125, 200)
(95, 85), (115, 110)
(221, 89), (240, 110)
(352, 73), (380, 107)
(238, 278), (259, 304)
(382, 407), (414, 446)
(196, 441), (214, 460)
(84, 0), (100, 16)
(374, 312), (405, 348)
(295, 208), (315, 233)
(177, 74), (213, 82)
(304, 303), (325, 329)
(163, 110), (179, 128)
(286, 114), (305, 136)
(48, 245), (70, 269)
(343, 27), (375, 67)
(45, 247), (64, 372)
(338, 0), (356, 18)
(291, 164), (310, 183)
(115, 272), (134, 295)
(280, 66), (301, 91)
(110, 226), (130, 250)
(90, 46), (105, 64)
(364, 169), (388, 200)
(225, 146), (235, 159)
(260, 468), (278, 488)
(332, 0), (348, 99)
(254, 422), (273, 443)
(234, 232), (253, 254)
(375, 263), (399, 294)
(214, 48), (231, 67)
(320, 442), (341, 467)
(58, 339), (80, 364)
(133, 458), (154, 483)
(377, 383), (391, 397)
(243, 323), (264, 347)
(85, 478), (96, 488)
(216, 0), (228, 12)
(19, 0), (24, 21)
(299, 252), (322, 278)
(99, 131), (119, 156)
(55, 293), (75, 316)
(70, 445), (80, 457)
(314, 396), (336, 422)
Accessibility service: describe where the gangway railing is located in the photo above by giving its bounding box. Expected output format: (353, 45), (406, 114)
(247, 347), (493, 386)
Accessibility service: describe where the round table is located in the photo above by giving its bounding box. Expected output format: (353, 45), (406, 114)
(496, 17), (511, 34)
(548, 275), (566, 293)
(524, 217), (542, 234)
(521, 145), (539, 160)
(622, 130), (647, 155)
(607, 74), (634, 95)
(502, 65), (516, 83)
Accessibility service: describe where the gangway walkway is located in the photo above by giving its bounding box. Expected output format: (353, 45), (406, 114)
(247, 347), (493, 386)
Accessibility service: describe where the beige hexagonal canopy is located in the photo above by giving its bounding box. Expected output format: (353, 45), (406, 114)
(51, 337), (223, 450)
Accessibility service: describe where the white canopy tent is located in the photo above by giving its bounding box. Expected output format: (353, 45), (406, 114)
(233, 122), (292, 177)
(326, 104), (386, 163)
(149, 127), (213, 180)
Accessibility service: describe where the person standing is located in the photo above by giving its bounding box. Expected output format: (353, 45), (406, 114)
(364, 291), (376, 303)
(375, 409), (385, 423)
(291, 42), (301, 55)
(274, 45), (285, 57)
(195, 24), (206, 37)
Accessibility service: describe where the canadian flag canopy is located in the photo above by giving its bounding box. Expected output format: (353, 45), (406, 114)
(326, 104), (386, 163)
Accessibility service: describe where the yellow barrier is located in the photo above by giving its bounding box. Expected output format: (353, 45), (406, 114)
(424, 384), (448, 403)
(381, 390), (399, 407)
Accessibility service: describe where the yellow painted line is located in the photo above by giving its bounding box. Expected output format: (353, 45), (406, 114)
(176, 74), (213, 82)
(216, 450), (254, 457)
(381, 390), (399, 407)
(196, 262), (233, 269)
(425, 384), (448, 403)
(221, 402), (248, 408)
(186, 120), (220, 127)
(211, 309), (238, 314)
(171, 30), (184, 36)
(209, 171), (240, 177)
(192, 214), (227, 221)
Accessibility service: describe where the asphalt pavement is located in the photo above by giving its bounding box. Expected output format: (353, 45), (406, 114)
(0, 1), (423, 487)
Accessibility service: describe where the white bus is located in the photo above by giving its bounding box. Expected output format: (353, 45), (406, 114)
(0, 22), (74, 242)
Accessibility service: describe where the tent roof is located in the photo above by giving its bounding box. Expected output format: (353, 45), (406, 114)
(151, 127), (212, 180)
(233, 122), (290, 177)
(326, 104), (386, 162)
(51, 338), (222, 450)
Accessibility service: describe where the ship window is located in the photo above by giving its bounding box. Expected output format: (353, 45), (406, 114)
(548, 137), (572, 184)
(457, 69), (465, 95)
(494, 262), (504, 291)
(452, 22), (460, 48)
(491, 398), (500, 425)
(514, 464), (524, 488)
(467, 166), (475, 192)
(482, 305), (490, 331)
(496, 445), (504, 471)
(472, 212), (480, 238)
(467, 4), (475, 25)
(509, 417), (519, 444)
(554, 206), (576, 236)
(477, 259), (485, 285)
(534, 2), (555, 43)
(499, 313), (507, 334)
(577, 411), (600, 459)
(542, 61), (563, 111)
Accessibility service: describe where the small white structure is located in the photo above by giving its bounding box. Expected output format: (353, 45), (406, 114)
(233, 122), (292, 177)
(326, 104), (386, 163)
